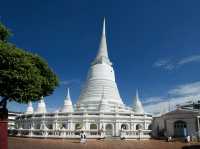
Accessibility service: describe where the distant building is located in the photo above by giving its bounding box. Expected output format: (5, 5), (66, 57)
(14, 19), (152, 139)
(152, 101), (200, 140)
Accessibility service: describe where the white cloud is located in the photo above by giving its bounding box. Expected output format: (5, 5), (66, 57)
(144, 101), (170, 116)
(153, 54), (200, 71)
(168, 81), (200, 96)
(178, 55), (200, 65)
(144, 81), (200, 116)
(153, 59), (170, 67)
(143, 96), (165, 105)
(153, 59), (174, 70)
(60, 79), (80, 86)
(164, 64), (175, 70)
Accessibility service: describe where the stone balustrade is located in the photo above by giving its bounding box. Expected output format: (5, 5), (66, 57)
(9, 128), (151, 140)
(120, 130), (152, 139)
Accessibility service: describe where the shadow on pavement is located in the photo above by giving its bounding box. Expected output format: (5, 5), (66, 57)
(72, 141), (80, 143)
(182, 145), (200, 149)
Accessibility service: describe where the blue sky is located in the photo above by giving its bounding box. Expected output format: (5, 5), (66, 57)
(1, 0), (200, 114)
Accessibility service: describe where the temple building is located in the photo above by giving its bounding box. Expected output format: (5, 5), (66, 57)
(152, 101), (200, 140)
(14, 19), (152, 139)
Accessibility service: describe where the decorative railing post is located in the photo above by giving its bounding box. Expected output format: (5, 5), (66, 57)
(29, 126), (34, 137)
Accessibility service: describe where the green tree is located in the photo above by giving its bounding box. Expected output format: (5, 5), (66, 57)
(0, 22), (11, 42)
(0, 21), (59, 149)
(0, 22), (59, 110)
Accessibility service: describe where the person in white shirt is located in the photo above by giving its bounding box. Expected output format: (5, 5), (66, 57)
(186, 135), (191, 143)
(167, 136), (172, 142)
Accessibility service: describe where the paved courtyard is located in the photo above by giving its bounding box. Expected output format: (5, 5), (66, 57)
(8, 137), (200, 149)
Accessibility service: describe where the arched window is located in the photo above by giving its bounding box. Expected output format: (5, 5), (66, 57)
(46, 124), (53, 129)
(121, 124), (128, 130)
(75, 123), (82, 130)
(28, 123), (32, 129)
(90, 124), (98, 135)
(174, 121), (187, 128)
(106, 124), (113, 130)
(62, 123), (67, 129)
(105, 124), (113, 136)
(35, 124), (40, 129)
(90, 124), (97, 130)
(148, 124), (152, 130)
(136, 124), (143, 130)
(174, 120), (187, 137)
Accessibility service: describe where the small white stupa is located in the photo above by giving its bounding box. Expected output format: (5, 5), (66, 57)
(36, 96), (47, 113)
(61, 88), (74, 113)
(25, 101), (34, 114)
(133, 89), (144, 114)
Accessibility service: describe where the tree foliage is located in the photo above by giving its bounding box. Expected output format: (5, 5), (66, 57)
(0, 23), (11, 42)
(0, 22), (59, 104)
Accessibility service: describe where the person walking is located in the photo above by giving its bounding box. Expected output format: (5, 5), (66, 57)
(186, 135), (191, 143)
(80, 131), (86, 143)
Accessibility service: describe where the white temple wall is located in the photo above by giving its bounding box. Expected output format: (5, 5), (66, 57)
(152, 110), (200, 138)
(15, 113), (152, 139)
(165, 118), (197, 137)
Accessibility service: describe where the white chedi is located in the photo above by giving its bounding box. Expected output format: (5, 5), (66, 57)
(25, 101), (34, 114)
(133, 90), (144, 114)
(61, 88), (74, 112)
(36, 96), (47, 113)
(77, 18), (124, 111)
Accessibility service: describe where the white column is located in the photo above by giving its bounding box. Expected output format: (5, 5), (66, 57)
(130, 113), (134, 130)
(115, 121), (120, 136)
(66, 120), (72, 136)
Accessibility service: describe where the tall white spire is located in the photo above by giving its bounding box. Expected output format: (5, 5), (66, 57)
(67, 88), (71, 101)
(92, 18), (111, 65)
(25, 101), (34, 114)
(102, 17), (106, 35)
(77, 18), (124, 112)
(133, 89), (144, 114)
(61, 88), (74, 113)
